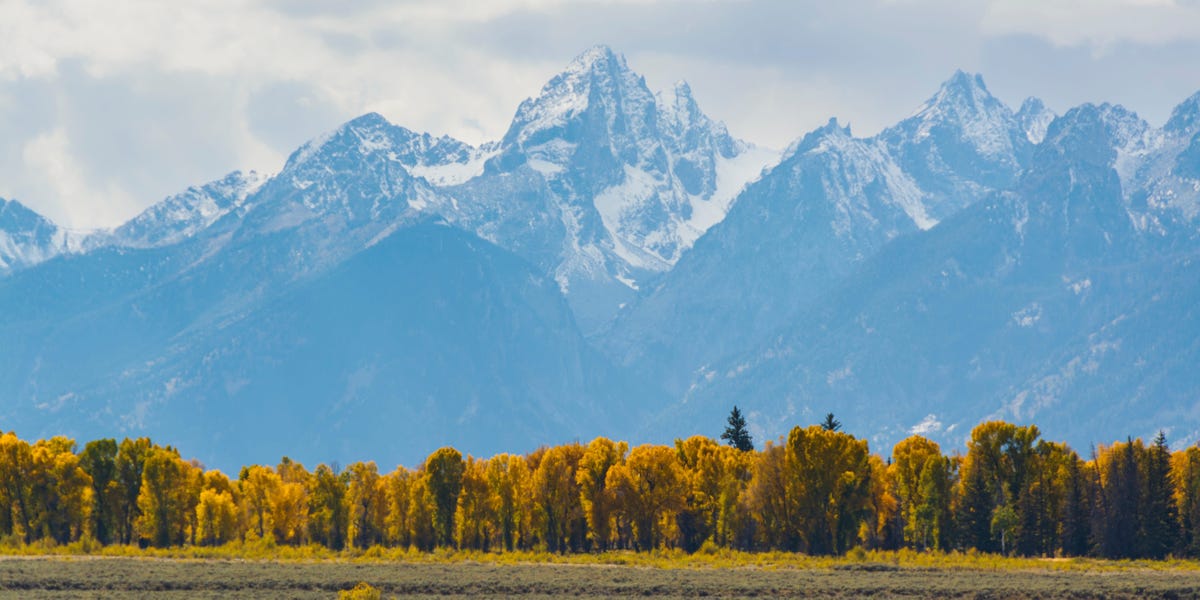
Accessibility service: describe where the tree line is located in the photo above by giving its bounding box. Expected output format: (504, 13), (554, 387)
(2, 415), (1199, 558)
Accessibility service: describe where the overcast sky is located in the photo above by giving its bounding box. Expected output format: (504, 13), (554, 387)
(2, 0), (1199, 229)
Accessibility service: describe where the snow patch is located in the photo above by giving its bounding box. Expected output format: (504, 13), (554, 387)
(409, 148), (498, 186)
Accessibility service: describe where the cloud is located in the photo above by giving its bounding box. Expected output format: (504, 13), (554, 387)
(981, 0), (1200, 51)
(0, 0), (1197, 228)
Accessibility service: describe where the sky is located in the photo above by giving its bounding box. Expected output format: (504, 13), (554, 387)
(2, 0), (1199, 229)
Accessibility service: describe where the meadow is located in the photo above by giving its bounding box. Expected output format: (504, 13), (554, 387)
(4, 549), (1200, 599)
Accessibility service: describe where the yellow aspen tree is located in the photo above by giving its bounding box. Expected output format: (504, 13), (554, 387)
(785, 425), (872, 555)
(309, 464), (349, 550)
(383, 467), (413, 548)
(675, 435), (723, 551)
(238, 465), (280, 542)
(0, 432), (36, 542)
(424, 448), (465, 549)
(114, 437), (152, 545)
(29, 437), (93, 544)
(270, 456), (311, 545)
(346, 461), (386, 548)
(196, 488), (238, 546)
(1172, 447), (1200, 555)
(136, 447), (200, 547)
(270, 480), (309, 545)
(455, 456), (492, 551)
(890, 435), (943, 548)
(862, 453), (900, 550)
(576, 437), (626, 551)
(406, 472), (435, 551)
(485, 453), (530, 551)
(79, 439), (120, 545)
(744, 439), (798, 550)
(532, 444), (585, 552)
(606, 444), (686, 551)
(713, 444), (755, 549)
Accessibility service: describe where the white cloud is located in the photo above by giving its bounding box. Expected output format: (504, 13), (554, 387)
(20, 128), (135, 228)
(982, 0), (1200, 51)
(910, 414), (944, 436)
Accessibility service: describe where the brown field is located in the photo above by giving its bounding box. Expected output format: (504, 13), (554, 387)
(3, 556), (1200, 599)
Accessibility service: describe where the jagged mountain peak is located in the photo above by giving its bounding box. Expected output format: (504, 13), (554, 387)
(284, 112), (476, 175)
(1041, 103), (1152, 166)
(109, 170), (267, 249)
(498, 44), (657, 172)
(797, 117), (852, 149)
(917, 70), (997, 115)
(563, 44), (626, 77)
(876, 69), (1030, 221)
(1165, 90), (1200, 136)
(1016, 97), (1057, 144)
(895, 69), (1018, 153)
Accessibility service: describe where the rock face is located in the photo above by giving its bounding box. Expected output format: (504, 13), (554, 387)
(3, 50), (1200, 467)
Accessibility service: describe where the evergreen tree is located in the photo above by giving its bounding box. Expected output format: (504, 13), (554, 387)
(821, 413), (842, 432)
(959, 462), (995, 552)
(721, 406), (754, 451)
(1099, 439), (1140, 558)
(1061, 457), (1091, 556)
(1140, 431), (1179, 558)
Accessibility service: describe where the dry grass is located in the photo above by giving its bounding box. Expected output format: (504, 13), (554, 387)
(3, 551), (1200, 598)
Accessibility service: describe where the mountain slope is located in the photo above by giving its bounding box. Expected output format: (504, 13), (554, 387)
(665, 102), (1200, 451)
(601, 72), (1027, 395)
(0, 221), (648, 470)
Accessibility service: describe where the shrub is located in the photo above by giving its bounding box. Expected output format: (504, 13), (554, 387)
(337, 581), (382, 600)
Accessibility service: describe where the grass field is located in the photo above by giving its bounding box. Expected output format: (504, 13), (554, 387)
(4, 553), (1200, 599)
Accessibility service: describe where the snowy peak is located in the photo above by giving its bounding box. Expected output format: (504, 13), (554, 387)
(111, 170), (266, 248)
(1165, 90), (1200, 136)
(497, 44), (659, 174)
(0, 198), (67, 274)
(878, 70), (1030, 221)
(659, 80), (738, 156)
(1016, 97), (1057, 144)
(285, 112), (477, 175)
(892, 70), (1023, 159)
(1040, 103), (1153, 171)
(789, 118), (935, 233)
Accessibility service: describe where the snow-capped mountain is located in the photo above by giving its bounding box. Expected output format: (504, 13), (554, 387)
(1125, 91), (1200, 238)
(0, 114), (647, 470)
(879, 70), (1033, 221)
(602, 71), (1030, 396)
(649, 99), (1200, 453)
(0, 198), (79, 275)
(601, 118), (932, 394)
(450, 45), (776, 330)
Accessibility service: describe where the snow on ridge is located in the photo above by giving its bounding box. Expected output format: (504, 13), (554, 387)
(408, 147), (498, 186)
(807, 124), (937, 233)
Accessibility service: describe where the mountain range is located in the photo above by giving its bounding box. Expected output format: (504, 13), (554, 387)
(2, 45), (1198, 469)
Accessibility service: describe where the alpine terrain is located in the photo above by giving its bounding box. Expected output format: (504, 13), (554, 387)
(2, 45), (1199, 469)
